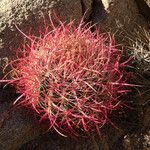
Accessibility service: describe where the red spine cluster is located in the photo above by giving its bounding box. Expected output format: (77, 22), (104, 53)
(1, 20), (131, 136)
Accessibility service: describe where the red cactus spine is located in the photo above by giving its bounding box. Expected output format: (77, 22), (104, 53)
(1, 19), (131, 136)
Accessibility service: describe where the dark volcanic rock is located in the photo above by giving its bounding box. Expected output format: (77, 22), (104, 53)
(0, 102), (42, 150)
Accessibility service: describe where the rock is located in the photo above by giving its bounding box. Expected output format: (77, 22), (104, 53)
(20, 126), (123, 150)
(20, 133), (108, 150)
(144, 0), (150, 7)
(90, 0), (106, 24)
(135, 0), (150, 21)
(0, 102), (42, 150)
(0, 84), (42, 150)
(92, 0), (149, 32)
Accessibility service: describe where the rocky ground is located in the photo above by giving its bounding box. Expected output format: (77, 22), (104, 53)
(0, 0), (150, 149)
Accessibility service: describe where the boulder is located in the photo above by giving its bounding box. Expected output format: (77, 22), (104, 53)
(99, 0), (148, 30)
(0, 101), (42, 150)
(0, 84), (42, 150)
